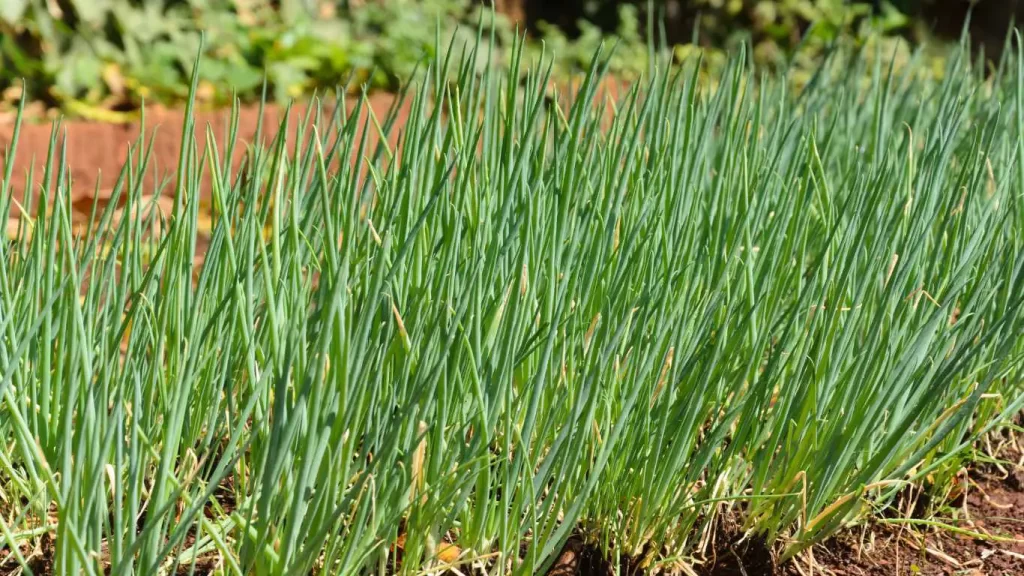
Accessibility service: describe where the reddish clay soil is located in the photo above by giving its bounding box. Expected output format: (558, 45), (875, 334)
(0, 79), (625, 220)
(0, 93), (408, 210)
(543, 446), (1024, 576)
(779, 450), (1024, 576)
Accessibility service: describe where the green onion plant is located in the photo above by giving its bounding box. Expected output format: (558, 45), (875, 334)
(1, 19), (1022, 576)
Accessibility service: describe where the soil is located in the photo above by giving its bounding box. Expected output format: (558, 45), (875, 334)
(23, 533), (54, 575)
(779, 449), (1024, 576)
(0, 93), (407, 211)
(701, 535), (777, 576)
(542, 445), (1024, 576)
(545, 532), (778, 576)
(0, 446), (1020, 576)
(1, 79), (625, 226)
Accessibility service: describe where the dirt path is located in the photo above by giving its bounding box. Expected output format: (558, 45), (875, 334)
(1, 78), (625, 216)
(0, 93), (407, 211)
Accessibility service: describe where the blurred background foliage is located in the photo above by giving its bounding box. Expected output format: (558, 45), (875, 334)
(0, 0), (1019, 120)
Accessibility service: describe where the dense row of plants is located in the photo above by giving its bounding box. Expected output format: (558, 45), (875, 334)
(1, 20), (1022, 574)
(0, 0), (936, 121)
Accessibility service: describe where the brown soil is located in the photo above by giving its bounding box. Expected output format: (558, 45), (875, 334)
(545, 531), (777, 576)
(0, 94), (407, 210)
(1, 79), (625, 225)
(1, 449), (1021, 575)
(540, 446), (1024, 576)
(701, 535), (776, 576)
(781, 449), (1024, 576)
(23, 532), (54, 575)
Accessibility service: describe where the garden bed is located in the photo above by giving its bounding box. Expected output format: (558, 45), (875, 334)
(6, 442), (1021, 575)
(0, 31), (1022, 576)
(538, 439), (1024, 575)
(781, 444), (1024, 576)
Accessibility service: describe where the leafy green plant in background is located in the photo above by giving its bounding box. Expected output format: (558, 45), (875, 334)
(529, 4), (649, 79)
(1, 21), (1022, 575)
(0, 0), (492, 119)
(0, 0), (935, 120)
(1, 0), (650, 119)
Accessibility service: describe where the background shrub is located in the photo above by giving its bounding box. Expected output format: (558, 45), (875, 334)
(1, 0), (1017, 118)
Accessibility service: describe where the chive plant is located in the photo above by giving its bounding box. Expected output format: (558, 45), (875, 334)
(1, 23), (1022, 576)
